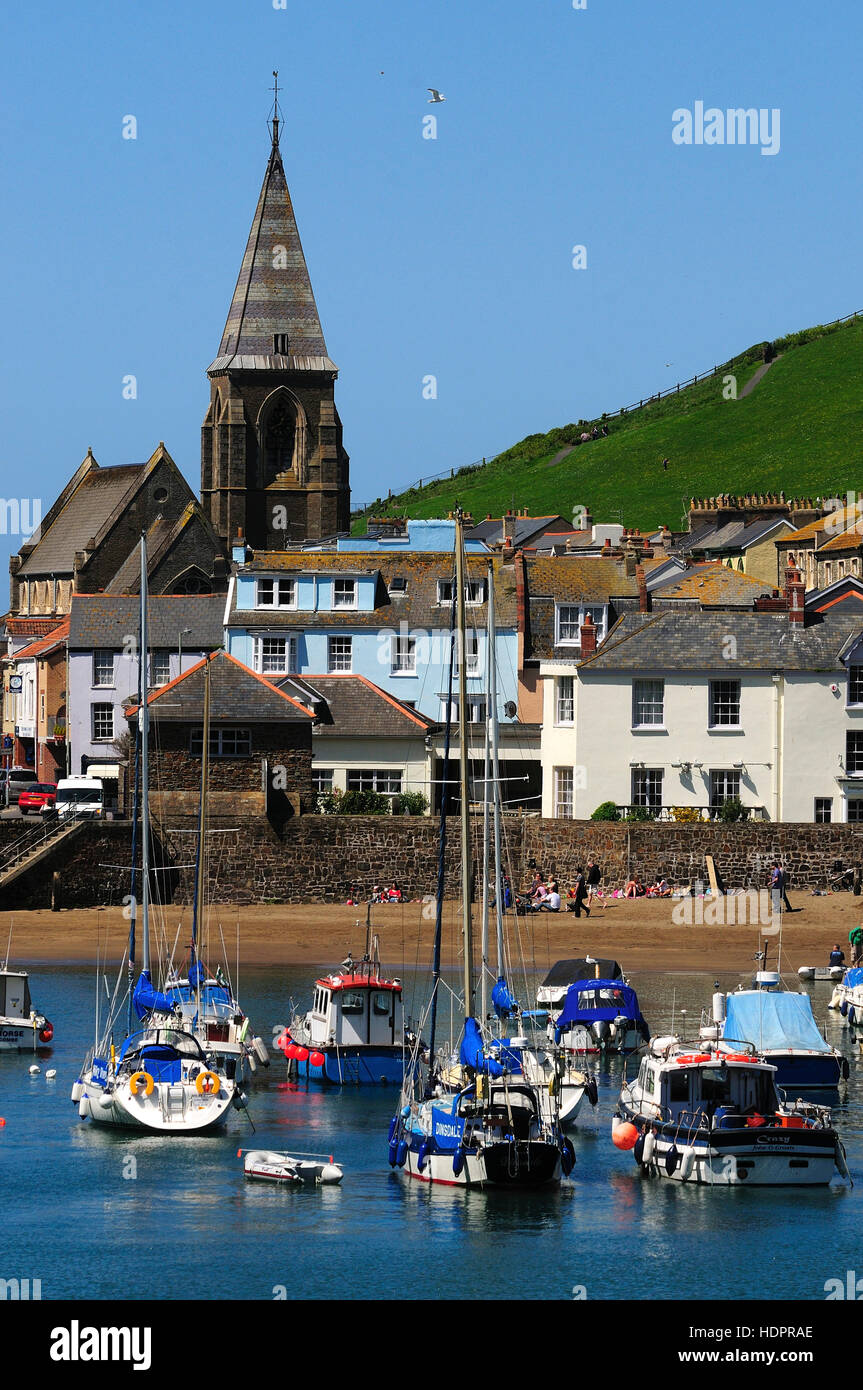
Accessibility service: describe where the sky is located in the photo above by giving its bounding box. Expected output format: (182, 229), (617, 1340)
(0, 0), (861, 583)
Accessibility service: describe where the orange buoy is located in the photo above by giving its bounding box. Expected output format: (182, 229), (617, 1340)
(309, 1051), (325, 1068)
(295, 1046), (310, 1062)
(612, 1121), (639, 1151)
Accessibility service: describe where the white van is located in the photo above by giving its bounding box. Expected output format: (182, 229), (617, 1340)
(54, 776), (104, 820)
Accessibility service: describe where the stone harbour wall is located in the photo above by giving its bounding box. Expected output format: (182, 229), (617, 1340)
(1, 816), (862, 910)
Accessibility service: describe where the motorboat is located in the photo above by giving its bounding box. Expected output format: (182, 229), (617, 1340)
(551, 976), (649, 1054)
(829, 968), (863, 1026)
(0, 965), (53, 1052)
(703, 975), (847, 1089)
(614, 1035), (849, 1186)
(242, 1149), (344, 1185)
(536, 956), (624, 1022)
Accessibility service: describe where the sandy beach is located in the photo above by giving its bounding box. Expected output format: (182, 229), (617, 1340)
(2, 892), (861, 974)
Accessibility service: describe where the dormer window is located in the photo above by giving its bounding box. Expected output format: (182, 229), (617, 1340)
(333, 578), (357, 610)
(256, 577), (296, 609)
(388, 576), (407, 595)
(273, 333), (290, 355)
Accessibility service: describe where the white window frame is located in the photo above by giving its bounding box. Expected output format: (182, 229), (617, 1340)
(190, 727), (252, 757)
(632, 768), (663, 810)
(437, 579), (454, 606)
(332, 578), (357, 610)
(92, 650), (115, 689)
(454, 629), (480, 676)
(554, 767), (574, 819)
(709, 679), (741, 729)
(346, 768), (403, 795)
(465, 579), (485, 606)
(255, 577), (297, 610)
(312, 768), (334, 794)
(709, 768), (741, 809)
(390, 634), (417, 674)
(439, 695), (486, 724)
(848, 665), (863, 707)
(632, 679), (665, 729)
(92, 703), (114, 742)
(328, 635), (353, 673)
(555, 676), (574, 725)
(554, 603), (607, 648)
(151, 649), (171, 687)
(253, 634), (297, 675)
(814, 797), (832, 823)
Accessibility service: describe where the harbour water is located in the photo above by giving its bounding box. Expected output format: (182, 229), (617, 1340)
(1, 963), (859, 1301)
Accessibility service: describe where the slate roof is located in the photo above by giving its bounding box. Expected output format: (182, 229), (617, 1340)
(230, 552), (518, 631)
(524, 555), (660, 659)
(468, 515), (574, 547)
(209, 132), (335, 373)
(649, 561), (774, 605)
(696, 521), (747, 551)
(69, 595), (225, 649)
(816, 527), (863, 554)
(779, 507), (856, 545)
(277, 673), (435, 737)
(133, 650), (315, 722)
(575, 610), (863, 674)
(19, 464), (144, 576)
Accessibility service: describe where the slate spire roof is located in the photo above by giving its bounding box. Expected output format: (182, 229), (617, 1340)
(209, 121), (335, 374)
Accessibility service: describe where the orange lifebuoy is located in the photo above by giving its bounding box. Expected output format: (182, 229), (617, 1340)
(129, 1070), (154, 1097)
(676, 1053), (711, 1065)
(195, 1070), (221, 1096)
(723, 1052), (752, 1063)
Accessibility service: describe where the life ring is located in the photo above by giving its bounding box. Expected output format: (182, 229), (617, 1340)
(195, 1070), (221, 1096)
(129, 1070), (154, 1097)
(676, 1053), (710, 1065)
(723, 1053), (752, 1063)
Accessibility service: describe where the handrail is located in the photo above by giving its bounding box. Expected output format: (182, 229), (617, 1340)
(0, 807), (90, 875)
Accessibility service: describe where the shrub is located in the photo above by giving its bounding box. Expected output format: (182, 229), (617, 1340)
(671, 806), (703, 824)
(718, 796), (748, 823)
(624, 806), (655, 823)
(591, 800), (620, 822)
(391, 791), (429, 816)
(316, 788), (391, 815)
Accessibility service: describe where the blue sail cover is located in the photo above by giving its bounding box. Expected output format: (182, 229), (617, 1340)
(459, 1016), (504, 1076)
(843, 968), (863, 988)
(491, 977), (517, 1019)
(723, 992), (832, 1054)
(188, 960), (206, 989)
(132, 970), (178, 1021)
(554, 979), (644, 1043)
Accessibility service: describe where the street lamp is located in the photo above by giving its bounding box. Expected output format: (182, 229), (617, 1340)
(177, 628), (192, 678)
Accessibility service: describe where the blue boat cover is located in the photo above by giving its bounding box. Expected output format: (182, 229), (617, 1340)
(491, 977), (517, 1019)
(188, 960), (206, 988)
(554, 979), (644, 1042)
(842, 968), (863, 988)
(459, 1016), (504, 1076)
(132, 970), (178, 1021)
(723, 992), (831, 1054)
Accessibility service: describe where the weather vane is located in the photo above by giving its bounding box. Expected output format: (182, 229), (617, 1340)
(269, 69), (282, 146)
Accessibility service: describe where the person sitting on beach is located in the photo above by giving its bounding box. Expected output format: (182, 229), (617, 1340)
(830, 943), (846, 968)
(540, 881), (561, 912)
(387, 882), (402, 902)
(623, 877), (638, 898)
(634, 877), (646, 897)
(655, 877), (671, 898)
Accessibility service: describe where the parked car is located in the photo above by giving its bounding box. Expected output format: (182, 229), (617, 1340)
(0, 768), (39, 807)
(18, 782), (58, 815)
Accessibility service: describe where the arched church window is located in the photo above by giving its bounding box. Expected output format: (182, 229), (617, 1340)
(175, 569), (210, 595)
(263, 397), (295, 479)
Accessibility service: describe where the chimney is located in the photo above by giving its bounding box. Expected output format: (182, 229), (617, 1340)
(602, 537), (611, 554)
(580, 612), (597, 657)
(503, 510), (517, 544)
(784, 564), (805, 625)
(624, 552), (637, 578)
(636, 564), (651, 613)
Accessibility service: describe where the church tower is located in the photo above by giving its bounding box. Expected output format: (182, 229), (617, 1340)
(202, 87), (350, 549)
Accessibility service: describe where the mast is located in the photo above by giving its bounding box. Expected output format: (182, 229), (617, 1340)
(139, 536), (151, 978)
(191, 653), (211, 1025)
(480, 655), (491, 1023)
(127, 617), (143, 1034)
(488, 557), (504, 973)
(454, 510), (474, 1021)
(426, 577), (456, 1084)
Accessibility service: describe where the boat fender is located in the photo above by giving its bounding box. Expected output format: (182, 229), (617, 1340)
(548, 1074), (559, 1098)
(78, 1094), (89, 1118)
(38, 1022), (54, 1044)
(643, 1130), (655, 1164)
(633, 1134), (646, 1166)
(417, 1140), (431, 1173)
(560, 1137), (576, 1177)
(309, 1050), (326, 1069)
(388, 1117), (399, 1145)
(665, 1144), (679, 1175)
(129, 1070), (155, 1097)
(452, 1147), (465, 1178)
(680, 1147), (695, 1180)
(248, 1053), (258, 1074)
(195, 1070), (221, 1096)
(835, 1138), (852, 1183)
(253, 1037), (269, 1065)
(396, 1139), (408, 1168)
(586, 1076), (598, 1107)
(71, 1080), (83, 1104)
(841, 999), (848, 1017)
(849, 1006), (857, 1027)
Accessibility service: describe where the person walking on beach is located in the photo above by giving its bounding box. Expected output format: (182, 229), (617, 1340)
(770, 861), (793, 913)
(586, 858), (603, 909)
(569, 868), (590, 918)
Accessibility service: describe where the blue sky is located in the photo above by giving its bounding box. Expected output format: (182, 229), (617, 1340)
(1, 0), (860, 583)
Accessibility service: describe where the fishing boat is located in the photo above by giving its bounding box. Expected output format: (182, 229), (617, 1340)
(276, 921), (409, 1085)
(829, 968), (863, 1027)
(613, 1036), (849, 1186)
(387, 513), (569, 1188)
(241, 1149), (344, 1185)
(73, 536), (239, 1133)
(0, 963), (53, 1052)
(703, 974), (847, 1089)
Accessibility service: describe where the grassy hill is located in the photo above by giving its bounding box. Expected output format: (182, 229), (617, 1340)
(353, 314), (863, 534)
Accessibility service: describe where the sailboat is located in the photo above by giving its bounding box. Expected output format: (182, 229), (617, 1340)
(72, 537), (238, 1132)
(387, 514), (569, 1187)
(157, 653), (269, 1086)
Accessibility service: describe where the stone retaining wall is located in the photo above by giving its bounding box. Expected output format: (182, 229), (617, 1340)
(1, 815), (861, 910)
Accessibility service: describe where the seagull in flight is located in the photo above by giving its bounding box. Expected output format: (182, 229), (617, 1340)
(428, 88), (446, 103)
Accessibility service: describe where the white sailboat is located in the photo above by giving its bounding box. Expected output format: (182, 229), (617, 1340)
(72, 537), (237, 1133)
(387, 513), (569, 1187)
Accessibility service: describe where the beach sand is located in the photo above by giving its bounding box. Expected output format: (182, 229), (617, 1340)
(2, 892), (860, 974)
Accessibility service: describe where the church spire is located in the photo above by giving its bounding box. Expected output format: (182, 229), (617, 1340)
(208, 79), (334, 372)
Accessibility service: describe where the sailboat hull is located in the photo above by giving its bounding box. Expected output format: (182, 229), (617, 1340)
(399, 1135), (561, 1188)
(78, 1076), (233, 1133)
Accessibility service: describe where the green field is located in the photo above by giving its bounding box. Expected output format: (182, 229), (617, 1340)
(354, 315), (863, 534)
